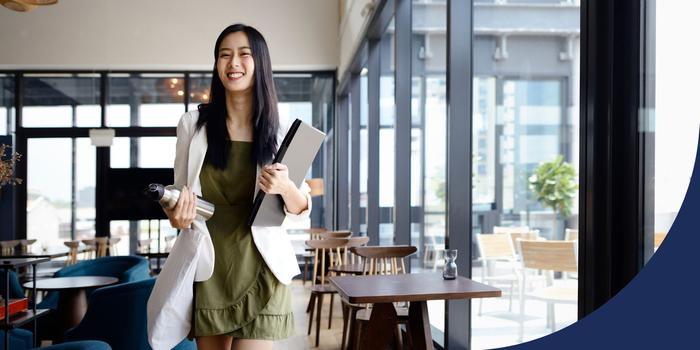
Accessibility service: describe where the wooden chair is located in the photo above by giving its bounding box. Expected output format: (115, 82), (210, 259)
(306, 238), (349, 347)
(81, 239), (96, 259)
(63, 240), (81, 265)
(108, 237), (121, 256)
(303, 227), (328, 240)
(18, 239), (36, 254)
(494, 226), (531, 234)
(518, 240), (578, 342)
(319, 230), (352, 239)
(0, 240), (19, 256)
(654, 231), (667, 250)
(475, 233), (520, 315)
(137, 239), (153, 254)
(346, 246), (417, 350)
(95, 237), (109, 257)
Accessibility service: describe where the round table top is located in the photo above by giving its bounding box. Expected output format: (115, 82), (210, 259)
(23, 276), (119, 291)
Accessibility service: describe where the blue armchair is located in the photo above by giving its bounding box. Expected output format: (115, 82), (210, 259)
(63, 278), (196, 350)
(32, 341), (111, 350)
(0, 329), (33, 350)
(0, 270), (26, 300)
(37, 256), (150, 311)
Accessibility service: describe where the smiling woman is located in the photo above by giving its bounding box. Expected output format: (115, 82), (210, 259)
(148, 24), (311, 350)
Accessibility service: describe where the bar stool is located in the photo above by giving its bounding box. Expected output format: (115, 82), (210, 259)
(63, 240), (81, 265)
(81, 239), (96, 259)
(18, 239), (37, 254)
(95, 237), (109, 257)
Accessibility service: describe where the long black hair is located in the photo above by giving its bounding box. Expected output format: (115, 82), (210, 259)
(196, 23), (279, 169)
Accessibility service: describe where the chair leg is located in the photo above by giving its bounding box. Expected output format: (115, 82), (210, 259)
(341, 304), (349, 350)
(393, 324), (403, 349)
(347, 307), (359, 350)
(508, 281), (514, 312)
(303, 258), (309, 285)
(315, 294), (324, 347)
(328, 293), (334, 329)
(307, 293), (316, 335)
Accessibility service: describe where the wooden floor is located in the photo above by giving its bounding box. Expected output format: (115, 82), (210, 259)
(274, 280), (347, 350)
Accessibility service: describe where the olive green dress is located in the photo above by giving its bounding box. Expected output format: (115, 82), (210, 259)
(193, 141), (294, 339)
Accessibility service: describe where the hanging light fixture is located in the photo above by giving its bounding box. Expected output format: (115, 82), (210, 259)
(1, 0), (58, 12)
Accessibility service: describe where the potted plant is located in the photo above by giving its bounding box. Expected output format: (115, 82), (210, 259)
(0, 143), (22, 195)
(528, 155), (577, 240)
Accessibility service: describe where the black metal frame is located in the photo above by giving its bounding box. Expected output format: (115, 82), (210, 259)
(579, 0), (648, 317)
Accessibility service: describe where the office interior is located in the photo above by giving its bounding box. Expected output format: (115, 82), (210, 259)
(0, 0), (694, 349)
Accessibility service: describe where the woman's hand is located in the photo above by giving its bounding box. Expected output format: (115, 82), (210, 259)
(258, 163), (295, 196)
(259, 163), (308, 215)
(162, 185), (197, 229)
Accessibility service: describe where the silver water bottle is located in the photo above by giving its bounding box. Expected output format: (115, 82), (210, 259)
(146, 183), (215, 220)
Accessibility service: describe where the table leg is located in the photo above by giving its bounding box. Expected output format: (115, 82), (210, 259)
(56, 288), (88, 333)
(408, 301), (434, 350)
(358, 302), (398, 350)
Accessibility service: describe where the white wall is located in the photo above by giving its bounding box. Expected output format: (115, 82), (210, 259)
(0, 0), (338, 71)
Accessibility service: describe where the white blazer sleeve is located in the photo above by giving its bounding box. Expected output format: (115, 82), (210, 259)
(174, 112), (193, 189)
(283, 179), (312, 221)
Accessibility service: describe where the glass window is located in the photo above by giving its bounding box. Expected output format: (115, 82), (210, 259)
(411, 0), (447, 334)
(380, 18), (396, 246)
(110, 137), (176, 168)
(0, 74), (14, 135)
(471, 1), (580, 348)
(360, 72), (368, 234)
(644, 1), (697, 256)
(27, 138), (95, 245)
(23, 74), (101, 128)
(107, 73), (185, 127)
(189, 73), (212, 111)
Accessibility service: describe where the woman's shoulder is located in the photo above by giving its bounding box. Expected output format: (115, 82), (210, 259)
(179, 110), (200, 127)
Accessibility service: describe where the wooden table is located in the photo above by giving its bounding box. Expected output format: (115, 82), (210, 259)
(23, 276), (118, 338)
(329, 273), (501, 350)
(0, 246), (86, 259)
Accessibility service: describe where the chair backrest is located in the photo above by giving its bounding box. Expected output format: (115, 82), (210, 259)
(338, 236), (370, 266)
(63, 278), (196, 350)
(351, 246), (417, 275)
(565, 228), (579, 241)
(320, 230), (352, 239)
(476, 234), (516, 260)
(306, 238), (350, 285)
(654, 232), (667, 249)
(519, 240), (577, 273)
(304, 227), (328, 240)
(493, 226), (530, 234)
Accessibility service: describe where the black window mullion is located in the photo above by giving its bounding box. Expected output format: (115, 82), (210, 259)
(350, 75), (361, 236)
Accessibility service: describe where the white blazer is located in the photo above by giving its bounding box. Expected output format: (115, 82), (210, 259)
(147, 111), (309, 349)
(176, 110), (308, 284)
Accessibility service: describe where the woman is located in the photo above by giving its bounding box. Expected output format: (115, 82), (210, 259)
(163, 24), (311, 350)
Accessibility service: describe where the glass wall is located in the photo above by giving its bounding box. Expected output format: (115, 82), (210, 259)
(0, 74), (14, 135)
(645, 1), (698, 256)
(410, 0), (448, 334)
(379, 18), (396, 246)
(107, 73), (185, 127)
(471, 1), (580, 347)
(14, 70), (332, 256)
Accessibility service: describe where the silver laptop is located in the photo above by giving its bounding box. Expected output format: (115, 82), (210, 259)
(248, 119), (325, 227)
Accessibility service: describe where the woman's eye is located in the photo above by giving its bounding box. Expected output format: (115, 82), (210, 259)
(241, 52), (251, 57)
(220, 54), (230, 58)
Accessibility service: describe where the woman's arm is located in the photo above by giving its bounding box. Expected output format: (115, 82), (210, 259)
(258, 163), (309, 214)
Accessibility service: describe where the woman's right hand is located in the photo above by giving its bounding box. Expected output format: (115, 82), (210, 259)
(162, 185), (197, 229)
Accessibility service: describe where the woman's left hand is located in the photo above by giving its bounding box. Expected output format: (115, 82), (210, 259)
(259, 163), (295, 195)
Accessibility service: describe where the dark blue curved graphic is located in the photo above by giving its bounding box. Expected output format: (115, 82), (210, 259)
(499, 132), (700, 349)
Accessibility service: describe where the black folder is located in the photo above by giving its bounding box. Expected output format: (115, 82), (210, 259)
(247, 119), (325, 227)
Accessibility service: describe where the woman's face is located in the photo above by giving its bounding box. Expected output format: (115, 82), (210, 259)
(216, 31), (255, 93)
